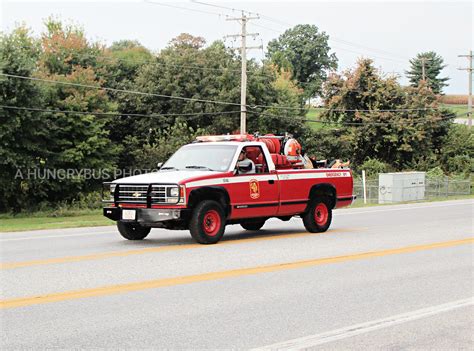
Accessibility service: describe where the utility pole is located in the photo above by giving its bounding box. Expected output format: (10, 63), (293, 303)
(458, 50), (473, 128)
(226, 12), (261, 134)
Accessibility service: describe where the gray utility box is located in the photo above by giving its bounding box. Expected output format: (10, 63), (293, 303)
(378, 172), (426, 204)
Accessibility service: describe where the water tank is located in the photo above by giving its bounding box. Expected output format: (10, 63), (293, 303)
(378, 172), (426, 204)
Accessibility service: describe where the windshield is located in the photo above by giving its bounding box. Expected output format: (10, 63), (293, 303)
(162, 144), (238, 172)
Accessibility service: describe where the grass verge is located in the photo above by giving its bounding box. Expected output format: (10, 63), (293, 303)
(0, 209), (112, 232)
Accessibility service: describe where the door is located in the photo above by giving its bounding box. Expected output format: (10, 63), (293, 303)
(227, 146), (279, 219)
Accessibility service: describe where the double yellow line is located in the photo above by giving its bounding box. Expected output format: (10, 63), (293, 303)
(1, 237), (472, 309)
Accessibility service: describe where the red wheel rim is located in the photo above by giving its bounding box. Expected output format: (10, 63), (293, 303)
(203, 210), (220, 236)
(314, 203), (328, 226)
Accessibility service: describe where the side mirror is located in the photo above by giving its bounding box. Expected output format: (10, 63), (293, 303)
(237, 160), (253, 173)
(157, 162), (163, 169)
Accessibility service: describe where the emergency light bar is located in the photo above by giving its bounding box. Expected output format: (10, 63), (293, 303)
(195, 134), (252, 142)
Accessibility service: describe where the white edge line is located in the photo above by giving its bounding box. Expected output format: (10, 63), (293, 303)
(0, 231), (116, 242)
(251, 297), (474, 350)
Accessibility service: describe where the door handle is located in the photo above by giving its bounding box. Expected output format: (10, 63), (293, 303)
(268, 179), (275, 184)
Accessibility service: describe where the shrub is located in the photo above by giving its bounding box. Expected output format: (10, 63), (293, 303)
(359, 158), (390, 178)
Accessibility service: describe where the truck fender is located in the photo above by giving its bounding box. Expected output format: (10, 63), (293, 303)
(188, 187), (232, 217)
(307, 183), (337, 210)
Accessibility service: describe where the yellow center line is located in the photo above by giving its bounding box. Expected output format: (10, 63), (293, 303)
(1, 237), (472, 310)
(0, 228), (364, 270)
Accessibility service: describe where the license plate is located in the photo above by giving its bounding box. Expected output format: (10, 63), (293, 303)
(122, 209), (136, 220)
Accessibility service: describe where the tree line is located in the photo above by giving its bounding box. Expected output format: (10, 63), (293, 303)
(0, 19), (472, 212)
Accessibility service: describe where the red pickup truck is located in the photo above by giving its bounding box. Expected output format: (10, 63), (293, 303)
(103, 134), (355, 244)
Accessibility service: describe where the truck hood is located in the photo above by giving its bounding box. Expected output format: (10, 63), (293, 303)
(112, 170), (222, 184)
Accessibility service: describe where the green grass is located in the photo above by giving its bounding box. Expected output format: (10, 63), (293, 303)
(441, 104), (467, 119)
(441, 103), (469, 118)
(0, 209), (113, 232)
(305, 107), (335, 131)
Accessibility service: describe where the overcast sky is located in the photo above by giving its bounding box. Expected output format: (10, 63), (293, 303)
(1, 0), (472, 94)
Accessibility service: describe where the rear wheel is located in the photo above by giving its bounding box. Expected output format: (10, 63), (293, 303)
(241, 220), (265, 231)
(117, 222), (151, 240)
(189, 200), (226, 244)
(302, 198), (332, 233)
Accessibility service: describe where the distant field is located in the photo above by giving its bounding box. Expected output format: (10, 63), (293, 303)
(439, 95), (468, 105)
(305, 107), (340, 130)
(305, 107), (325, 130)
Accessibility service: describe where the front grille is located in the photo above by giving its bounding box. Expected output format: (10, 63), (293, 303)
(114, 184), (180, 205)
(117, 185), (148, 203)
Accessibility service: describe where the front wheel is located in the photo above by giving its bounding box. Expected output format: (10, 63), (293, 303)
(302, 198), (332, 233)
(189, 200), (226, 244)
(117, 222), (151, 240)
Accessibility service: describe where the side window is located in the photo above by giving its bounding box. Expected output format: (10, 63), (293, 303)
(240, 146), (268, 174)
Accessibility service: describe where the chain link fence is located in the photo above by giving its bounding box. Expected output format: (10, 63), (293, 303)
(353, 175), (472, 205)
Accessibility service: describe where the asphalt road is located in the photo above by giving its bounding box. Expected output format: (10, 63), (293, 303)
(1, 199), (473, 350)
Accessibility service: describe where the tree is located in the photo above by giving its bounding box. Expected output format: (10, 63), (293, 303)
(438, 124), (474, 175)
(0, 27), (46, 211)
(169, 33), (206, 50)
(405, 51), (449, 94)
(251, 65), (306, 135)
(267, 24), (337, 98)
(321, 59), (453, 169)
(35, 19), (120, 204)
(0, 20), (120, 211)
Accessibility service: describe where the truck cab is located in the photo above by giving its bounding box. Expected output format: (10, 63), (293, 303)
(103, 134), (355, 244)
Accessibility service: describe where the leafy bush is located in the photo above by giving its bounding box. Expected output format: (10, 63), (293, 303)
(426, 166), (445, 179)
(438, 124), (473, 176)
(359, 158), (390, 178)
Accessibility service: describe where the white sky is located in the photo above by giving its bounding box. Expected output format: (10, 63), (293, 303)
(1, 0), (472, 94)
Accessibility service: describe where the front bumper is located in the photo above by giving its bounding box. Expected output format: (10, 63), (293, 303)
(103, 207), (187, 224)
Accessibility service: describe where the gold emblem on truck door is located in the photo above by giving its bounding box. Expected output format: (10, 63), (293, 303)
(249, 179), (260, 199)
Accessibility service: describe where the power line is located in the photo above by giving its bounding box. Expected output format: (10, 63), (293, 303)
(144, 0), (227, 17)
(1, 73), (441, 112)
(1, 104), (460, 127)
(0, 73), (243, 108)
(188, 1), (409, 63)
(191, 0), (256, 16)
(251, 10), (409, 62)
(250, 22), (406, 65)
(0, 105), (241, 118)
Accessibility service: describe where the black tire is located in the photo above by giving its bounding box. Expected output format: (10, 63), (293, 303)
(241, 220), (265, 231)
(117, 221), (151, 240)
(302, 197), (332, 233)
(189, 200), (226, 244)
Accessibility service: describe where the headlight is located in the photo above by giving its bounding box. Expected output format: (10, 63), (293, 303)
(110, 184), (116, 196)
(169, 187), (179, 197)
